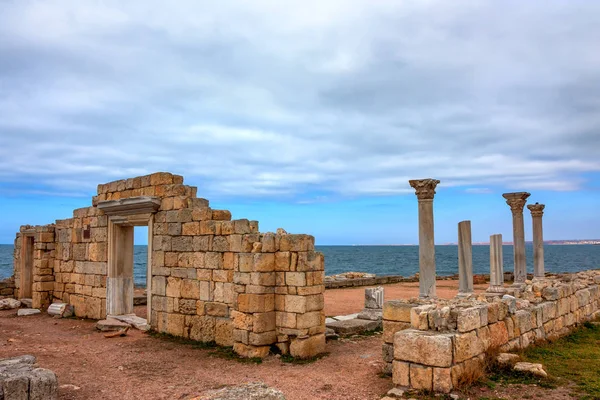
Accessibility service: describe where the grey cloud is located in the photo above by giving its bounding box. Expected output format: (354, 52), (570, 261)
(0, 0), (599, 198)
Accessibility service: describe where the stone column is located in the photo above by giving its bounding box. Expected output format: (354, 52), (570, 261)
(527, 203), (545, 280)
(502, 192), (530, 285)
(457, 221), (473, 296)
(487, 234), (506, 293)
(409, 178), (440, 298)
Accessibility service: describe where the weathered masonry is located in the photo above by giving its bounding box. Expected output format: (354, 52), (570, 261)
(12, 172), (326, 358)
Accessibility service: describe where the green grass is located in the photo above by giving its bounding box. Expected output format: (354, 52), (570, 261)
(280, 352), (329, 364)
(146, 330), (262, 364)
(520, 322), (600, 399)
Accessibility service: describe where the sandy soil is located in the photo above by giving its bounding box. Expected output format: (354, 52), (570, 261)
(0, 279), (579, 400)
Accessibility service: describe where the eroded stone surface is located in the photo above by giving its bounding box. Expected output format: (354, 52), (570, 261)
(0, 355), (58, 400)
(194, 382), (285, 400)
(96, 318), (132, 332)
(326, 318), (380, 335)
(0, 298), (21, 310)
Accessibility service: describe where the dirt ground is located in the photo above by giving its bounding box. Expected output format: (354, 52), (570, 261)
(324, 279), (489, 316)
(0, 279), (581, 400)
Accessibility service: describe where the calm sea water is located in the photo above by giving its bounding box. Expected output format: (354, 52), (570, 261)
(1, 244), (599, 287)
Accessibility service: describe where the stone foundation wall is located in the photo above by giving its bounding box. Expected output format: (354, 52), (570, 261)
(383, 270), (600, 392)
(12, 172), (325, 359)
(0, 277), (15, 298)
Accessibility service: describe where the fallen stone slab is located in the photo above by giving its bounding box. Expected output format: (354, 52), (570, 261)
(109, 314), (150, 331)
(17, 308), (41, 316)
(357, 309), (383, 321)
(331, 313), (359, 321)
(193, 382), (285, 400)
(20, 298), (33, 308)
(326, 318), (380, 335)
(96, 318), (132, 332)
(513, 362), (547, 378)
(496, 353), (520, 367)
(0, 298), (21, 310)
(0, 355), (58, 400)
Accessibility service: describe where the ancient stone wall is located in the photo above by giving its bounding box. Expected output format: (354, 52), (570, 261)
(0, 277), (15, 298)
(12, 172), (326, 359)
(383, 271), (600, 392)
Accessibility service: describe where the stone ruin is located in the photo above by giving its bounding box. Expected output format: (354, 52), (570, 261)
(382, 178), (600, 392)
(9, 172), (326, 359)
(0, 355), (58, 399)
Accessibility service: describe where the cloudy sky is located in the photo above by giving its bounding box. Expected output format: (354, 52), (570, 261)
(0, 0), (599, 244)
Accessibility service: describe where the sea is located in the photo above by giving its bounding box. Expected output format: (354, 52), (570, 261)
(1, 244), (599, 287)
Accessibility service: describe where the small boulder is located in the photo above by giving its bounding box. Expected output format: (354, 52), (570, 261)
(496, 353), (520, 367)
(513, 362), (547, 378)
(0, 298), (21, 310)
(17, 308), (41, 316)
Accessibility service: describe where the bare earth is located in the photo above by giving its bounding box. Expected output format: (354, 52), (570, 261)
(0, 279), (579, 400)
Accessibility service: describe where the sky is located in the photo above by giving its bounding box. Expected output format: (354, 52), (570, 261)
(0, 0), (599, 245)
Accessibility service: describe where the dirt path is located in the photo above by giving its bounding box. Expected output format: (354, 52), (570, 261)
(324, 279), (489, 316)
(0, 310), (390, 400)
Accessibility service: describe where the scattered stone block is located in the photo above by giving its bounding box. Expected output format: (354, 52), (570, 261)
(197, 382), (285, 400)
(365, 286), (384, 309)
(0, 355), (58, 400)
(357, 309), (383, 321)
(0, 298), (21, 310)
(326, 319), (380, 335)
(17, 308), (41, 316)
(331, 313), (359, 321)
(109, 314), (150, 331)
(20, 298), (33, 308)
(496, 353), (520, 366)
(96, 318), (132, 332)
(513, 362), (547, 378)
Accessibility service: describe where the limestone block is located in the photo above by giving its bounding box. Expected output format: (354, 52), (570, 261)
(305, 294), (324, 312)
(212, 236), (230, 252)
(233, 343), (270, 358)
(382, 321), (411, 343)
(393, 330), (453, 367)
(212, 210), (231, 221)
(382, 343), (394, 363)
(297, 311), (323, 329)
(178, 299), (197, 315)
(215, 318), (233, 347)
(433, 367), (452, 393)
(454, 330), (485, 363)
(205, 302), (228, 317)
(392, 361), (410, 386)
(285, 272), (306, 287)
(297, 285), (324, 296)
(223, 252), (236, 270)
(410, 364), (433, 391)
(289, 334), (325, 358)
(166, 277), (182, 298)
(488, 321), (509, 348)
(193, 236), (212, 252)
(249, 331), (277, 346)
(233, 328), (249, 345)
(192, 207), (212, 221)
(171, 268), (197, 279)
(180, 279), (200, 299)
(410, 305), (435, 330)
(253, 312), (276, 333)
(221, 221), (234, 235)
(274, 313), (297, 331)
(283, 295), (306, 313)
(513, 310), (533, 334)
(261, 233), (276, 253)
(487, 302), (499, 324)
(166, 313), (185, 337)
(231, 310), (253, 330)
(250, 272), (275, 286)
(171, 236), (192, 252)
(188, 315), (216, 342)
(205, 252), (223, 269)
(275, 252), (291, 272)
(253, 253), (275, 272)
(383, 301), (415, 323)
(233, 219), (251, 234)
(542, 287), (560, 301)
(541, 301), (557, 322)
(237, 294), (275, 313)
(457, 306), (485, 332)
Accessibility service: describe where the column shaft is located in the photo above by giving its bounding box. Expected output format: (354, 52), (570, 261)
(512, 211), (527, 283)
(418, 200), (436, 298)
(488, 233), (505, 292)
(528, 203), (545, 279)
(458, 220), (473, 295)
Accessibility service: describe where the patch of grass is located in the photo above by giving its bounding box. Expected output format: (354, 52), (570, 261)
(208, 346), (263, 364)
(520, 323), (600, 398)
(279, 352), (329, 364)
(146, 330), (262, 364)
(486, 362), (558, 389)
(146, 330), (218, 349)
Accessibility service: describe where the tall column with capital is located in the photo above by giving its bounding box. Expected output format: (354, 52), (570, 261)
(502, 192), (530, 285)
(409, 178), (440, 298)
(527, 203), (545, 279)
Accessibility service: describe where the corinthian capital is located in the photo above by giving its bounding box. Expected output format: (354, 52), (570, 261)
(409, 178), (440, 200)
(527, 203), (545, 217)
(502, 192), (531, 214)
